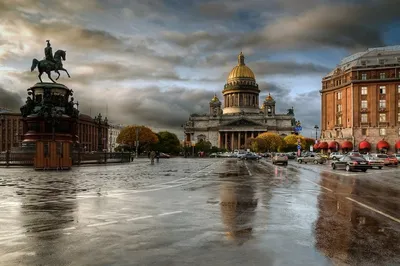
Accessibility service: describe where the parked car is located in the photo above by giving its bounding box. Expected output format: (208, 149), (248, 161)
(286, 152), (296, 159)
(373, 154), (397, 166)
(395, 154), (400, 161)
(209, 153), (218, 158)
(219, 152), (236, 158)
(347, 151), (362, 157)
(297, 154), (326, 164)
(239, 153), (261, 161)
(272, 153), (288, 165)
(387, 155), (399, 166)
(362, 155), (384, 169)
(159, 152), (170, 158)
(331, 155), (372, 172)
(329, 152), (343, 160)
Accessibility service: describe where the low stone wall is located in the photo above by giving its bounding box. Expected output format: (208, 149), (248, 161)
(0, 151), (133, 167)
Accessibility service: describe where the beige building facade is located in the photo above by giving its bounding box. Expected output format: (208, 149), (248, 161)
(183, 52), (295, 150)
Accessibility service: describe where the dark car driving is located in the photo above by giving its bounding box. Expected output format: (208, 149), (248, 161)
(331, 155), (372, 172)
(239, 153), (261, 161)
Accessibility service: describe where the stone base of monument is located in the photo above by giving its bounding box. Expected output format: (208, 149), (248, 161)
(20, 82), (80, 170)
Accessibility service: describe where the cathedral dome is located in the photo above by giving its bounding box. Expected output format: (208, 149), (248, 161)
(227, 52), (255, 83)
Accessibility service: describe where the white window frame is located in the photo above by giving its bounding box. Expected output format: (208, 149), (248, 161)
(361, 73), (367, 80)
(361, 100), (367, 109)
(380, 128), (386, 136)
(398, 85), (400, 93)
(379, 99), (386, 108)
(337, 92), (342, 100)
(398, 113), (400, 122)
(380, 72), (386, 79)
(379, 113), (386, 122)
(361, 113), (368, 123)
(380, 86), (386, 94)
(337, 104), (342, 112)
(361, 87), (368, 95)
(337, 116), (342, 125)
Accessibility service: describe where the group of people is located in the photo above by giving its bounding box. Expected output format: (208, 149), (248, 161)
(148, 150), (160, 164)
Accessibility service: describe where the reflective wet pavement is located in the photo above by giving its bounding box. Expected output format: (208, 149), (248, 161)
(1, 158), (399, 266)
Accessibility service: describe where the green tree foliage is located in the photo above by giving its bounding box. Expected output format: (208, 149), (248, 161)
(256, 132), (284, 152)
(116, 125), (158, 152)
(195, 139), (212, 153)
(152, 131), (181, 155)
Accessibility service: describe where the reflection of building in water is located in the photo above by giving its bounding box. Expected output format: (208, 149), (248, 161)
(219, 176), (258, 243)
(19, 176), (77, 265)
(314, 173), (400, 265)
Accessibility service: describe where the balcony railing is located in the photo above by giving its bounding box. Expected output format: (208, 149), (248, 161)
(360, 108), (368, 112)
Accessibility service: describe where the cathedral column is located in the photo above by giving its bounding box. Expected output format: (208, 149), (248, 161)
(224, 133), (228, 150)
(238, 132), (241, 149)
(218, 132), (221, 148)
(251, 131), (254, 138)
(231, 132), (234, 150)
(245, 132), (248, 147)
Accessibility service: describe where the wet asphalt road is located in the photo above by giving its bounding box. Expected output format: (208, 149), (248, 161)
(0, 158), (400, 266)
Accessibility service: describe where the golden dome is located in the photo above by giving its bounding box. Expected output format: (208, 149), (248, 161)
(210, 94), (220, 102)
(227, 52), (255, 82)
(265, 93), (273, 101)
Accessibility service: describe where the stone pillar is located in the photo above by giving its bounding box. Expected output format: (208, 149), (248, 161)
(245, 132), (248, 147)
(231, 132), (234, 150)
(238, 132), (241, 149)
(251, 131), (254, 138)
(224, 133), (228, 150)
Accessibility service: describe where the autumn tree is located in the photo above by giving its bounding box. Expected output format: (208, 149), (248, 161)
(195, 139), (212, 153)
(246, 137), (267, 152)
(304, 137), (315, 150)
(283, 134), (307, 152)
(256, 132), (284, 152)
(116, 125), (158, 153)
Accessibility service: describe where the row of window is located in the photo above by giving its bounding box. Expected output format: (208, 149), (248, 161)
(360, 72), (400, 80)
(337, 99), (400, 110)
(337, 85), (400, 99)
(360, 113), (400, 123)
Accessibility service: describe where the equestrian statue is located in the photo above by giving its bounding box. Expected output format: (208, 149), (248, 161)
(31, 40), (71, 83)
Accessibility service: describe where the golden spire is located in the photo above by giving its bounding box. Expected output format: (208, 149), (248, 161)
(266, 93), (273, 101)
(238, 51), (245, 65)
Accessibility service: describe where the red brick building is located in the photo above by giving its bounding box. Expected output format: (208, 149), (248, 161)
(320, 46), (400, 153)
(0, 109), (108, 152)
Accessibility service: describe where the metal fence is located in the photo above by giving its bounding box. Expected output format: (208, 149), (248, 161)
(0, 151), (132, 167)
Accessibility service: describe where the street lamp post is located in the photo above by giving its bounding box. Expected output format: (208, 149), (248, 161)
(314, 125), (319, 140)
(135, 127), (141, 159)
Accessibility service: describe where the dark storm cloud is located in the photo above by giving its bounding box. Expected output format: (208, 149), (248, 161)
(251, 61), (331, 76)
(0, 86), (23, 112)
(164, 0), (400, 52)
(75, 86), (215, 130)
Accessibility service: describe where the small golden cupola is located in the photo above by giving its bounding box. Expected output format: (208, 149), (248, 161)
(210, 93), (222, 116)
(262, 93), (276, 116)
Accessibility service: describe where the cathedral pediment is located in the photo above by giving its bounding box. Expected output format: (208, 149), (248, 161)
(221, 118), (264, 127)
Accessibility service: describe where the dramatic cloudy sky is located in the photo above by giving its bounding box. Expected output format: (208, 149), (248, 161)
(1, 0), (399, 138)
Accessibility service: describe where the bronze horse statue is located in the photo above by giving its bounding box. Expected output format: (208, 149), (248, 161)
(31, 50), (71, 83)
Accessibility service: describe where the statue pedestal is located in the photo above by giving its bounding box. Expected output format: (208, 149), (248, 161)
(20, 82), (79, 170)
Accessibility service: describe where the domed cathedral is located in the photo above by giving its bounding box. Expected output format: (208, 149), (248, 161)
(183, 52), (296, 151)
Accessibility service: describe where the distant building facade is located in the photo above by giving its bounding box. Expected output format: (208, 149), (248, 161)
(108, 124), (123, 152)
(0, 109), (109, 152)
(320, 45), (400, 153)
(183, 52), (295, 150)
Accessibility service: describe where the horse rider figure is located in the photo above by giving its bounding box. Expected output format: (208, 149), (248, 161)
(44, 40), (58, 69)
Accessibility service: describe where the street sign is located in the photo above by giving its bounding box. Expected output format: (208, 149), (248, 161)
(310, 146), (313, 152)
(297, 145), (301, 150)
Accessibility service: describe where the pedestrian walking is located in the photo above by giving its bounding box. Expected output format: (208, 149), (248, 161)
(156, 151), (160, 163)
(150, 150), (156, 165)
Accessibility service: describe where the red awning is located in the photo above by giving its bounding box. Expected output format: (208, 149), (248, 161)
(341, 141), (353, 150)
(318, 142), (328, 149)
(377, 140), (390, 150)
(395, 140), (400, 150)
(313, 144), (319, 150)
(358, 140), (371, 151)
(328, 141), (339, 150)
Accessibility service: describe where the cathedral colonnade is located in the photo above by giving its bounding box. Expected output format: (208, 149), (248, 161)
(218, 130), (265, 151)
